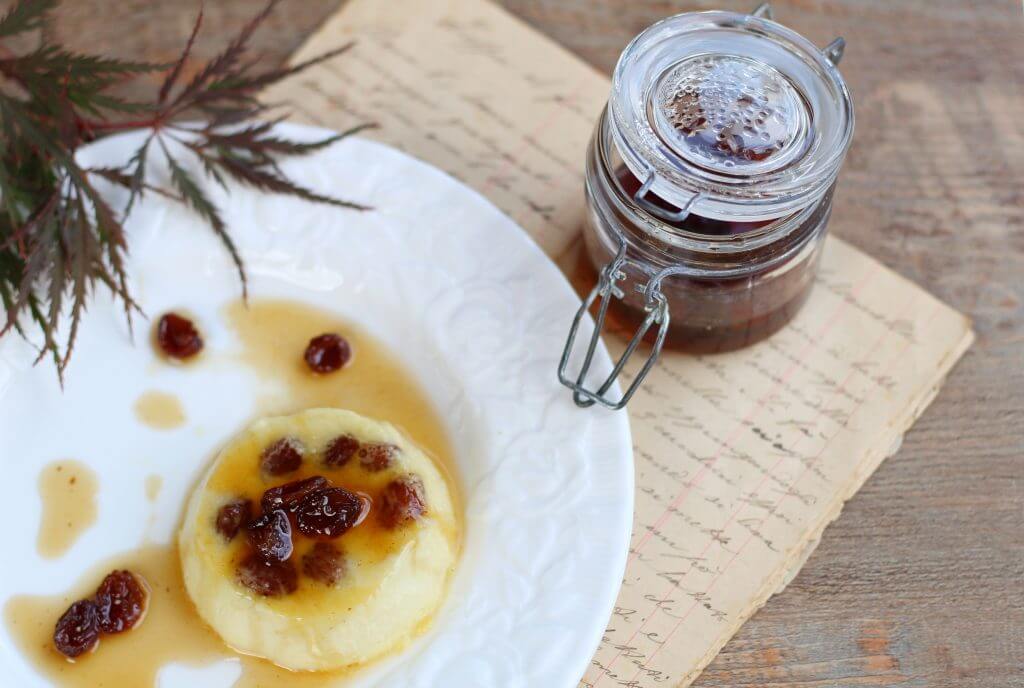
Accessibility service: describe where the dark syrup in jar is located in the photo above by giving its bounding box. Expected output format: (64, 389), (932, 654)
(578, 165), (825, 354)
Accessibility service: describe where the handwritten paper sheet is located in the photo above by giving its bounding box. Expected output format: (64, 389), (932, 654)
(586, 238), (973, 686)
(263, 0), (608, 258)
(264, 1), (975, 686)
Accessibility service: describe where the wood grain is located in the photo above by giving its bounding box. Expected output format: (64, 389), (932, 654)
(29, 1), (1024, 686)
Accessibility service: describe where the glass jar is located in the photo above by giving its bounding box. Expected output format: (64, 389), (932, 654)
(560, 6), (854, 409)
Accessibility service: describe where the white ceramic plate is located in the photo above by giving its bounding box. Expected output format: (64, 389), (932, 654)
(0, 124), (632, 687)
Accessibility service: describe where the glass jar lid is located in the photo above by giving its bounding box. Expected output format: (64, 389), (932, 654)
(610, 9), (854, 221)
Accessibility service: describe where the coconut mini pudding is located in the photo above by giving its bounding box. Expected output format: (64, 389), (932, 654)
(179, 408), (459, 672)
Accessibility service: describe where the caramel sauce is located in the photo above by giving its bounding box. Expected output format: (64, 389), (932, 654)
(4, 545), (361, 687)
(134, 391), (187, 430)
(8, 298), (461, 686)
(217, 298), (462, 624)
(36, 461), (99, 560)
(224, 299), (460, 500)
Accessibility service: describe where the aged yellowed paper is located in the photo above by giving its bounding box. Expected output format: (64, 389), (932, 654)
(264, 1), (974, 686)
(584, 237), (972, 686)
(264, 0), (608, 258)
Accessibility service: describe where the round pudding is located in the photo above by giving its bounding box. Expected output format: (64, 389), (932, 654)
(179, 408), (459, 671)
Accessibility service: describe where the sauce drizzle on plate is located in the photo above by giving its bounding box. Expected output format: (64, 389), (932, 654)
(8, 299), (462, 686)
(36, 461), (98, 560)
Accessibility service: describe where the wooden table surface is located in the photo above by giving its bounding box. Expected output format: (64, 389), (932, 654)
(43, 1), (1024, 686)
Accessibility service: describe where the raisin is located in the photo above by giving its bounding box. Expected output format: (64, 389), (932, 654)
(379, 475), (427, 529)
(94, 570), (149, 634)
(236, 555), (298, 597)
(261, 476), (328, 515)
(260, 437), (304, 476)
(53, 599), (101, 659)
(303, 333), (351, 374)
(302, 542), (347, 586)
(358, 443), (398, 472)
(246, 509), (294, 562)
(155, 313), (203, 359)
(215, 499), (252, 541)
(295, 487), (365, 538)
(323, 435), (360, 468)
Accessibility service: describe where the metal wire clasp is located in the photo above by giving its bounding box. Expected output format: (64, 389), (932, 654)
(559, 204), (693, 411)
(558, 164), (703, 410)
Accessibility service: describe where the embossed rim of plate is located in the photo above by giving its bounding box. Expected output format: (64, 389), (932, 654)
(0, 122), (633, 687)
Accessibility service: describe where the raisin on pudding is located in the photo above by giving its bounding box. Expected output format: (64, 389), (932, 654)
(379, 475), (427, 528)
(358, 443), (398, 472)
(227, 474), (365, 596)
(260, 437), (304, 476)
(261, 476), (328, 515)
(303, 542), (347, 586)
(230, 472), (364, 594)
(323, 434), (360, 467)
(215, 499), (251, 541)
(246, 509), (294, 562)
(237, 555), (298, 597)
(295, 487), (366, 539)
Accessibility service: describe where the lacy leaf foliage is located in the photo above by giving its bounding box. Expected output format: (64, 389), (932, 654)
(0, 0), (371, 378)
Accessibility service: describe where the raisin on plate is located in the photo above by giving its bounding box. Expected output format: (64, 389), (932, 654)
(95, 570), (149, 634)
(155, 313), (203, 359)
(53, 599), (101, 659)
(303, 333), (351, 374)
